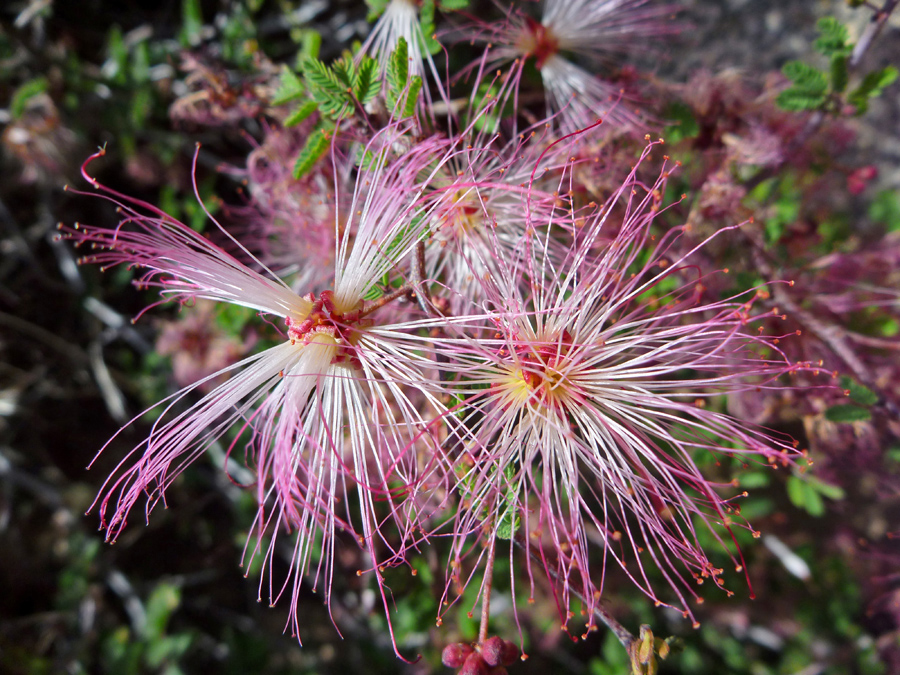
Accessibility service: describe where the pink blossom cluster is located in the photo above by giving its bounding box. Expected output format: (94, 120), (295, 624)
(61, 0), (817, 660)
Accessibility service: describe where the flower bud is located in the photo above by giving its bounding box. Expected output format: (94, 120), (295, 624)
(442, 642), (474, 668)
(459, 652), (489, 675)
(481, 636), (505, 667)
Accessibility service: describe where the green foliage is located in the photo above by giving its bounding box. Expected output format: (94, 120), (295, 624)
(302, 56), (350, 118)
(662, 102), (700, 143)
(384, 37), (423, 117)
(365, 0), (390, 21)
(813, 17), (851, 58)
(825, 403), (871, 423)
(272, 66), (305, 105)
(219, 2), (259, 67)
(848, 66), (899, 114)
(105, 25), (129, 86)
(737, 470), (770, 489)
(387, 37), (409, 100)
(419, 0), (442, 55)
(215, 303), (257, 337)
(9, 77), (49, 118)
(100, 582), (193, 675)
(284, 99), (318, 127)
(777, 61), (828, 111)
(353, 56), (381, 106)
(787, 473), (844, 517)
(495, 465), (520, 540)
(301, 30), (322, 60)
(776, 17), (898, 114)
(839, 375), (878, 406)
(301, 53), (380, 119)
(590, 632), (631, 675)
(400, 75), (423, 118)
(293, 127), (331, 178)
(830, 54), (848, 94)
(869, 189), (900, 231)
(750, 174), (801, 245)
(144, 583), (181, 642)
(179, 0), (204, 48)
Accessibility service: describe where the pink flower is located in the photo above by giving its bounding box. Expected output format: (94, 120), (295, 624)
(468, 0), (677, 135)
(431, 141), (808, 632)
(421, 125), (567, 312)
(63, 128), (464, 650)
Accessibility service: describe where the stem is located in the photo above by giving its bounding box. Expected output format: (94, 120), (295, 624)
(409, 240), (443, 316)
(478, 535), (497, 645)
(358, 283), (415, 318)
(850, 0), (899, 70)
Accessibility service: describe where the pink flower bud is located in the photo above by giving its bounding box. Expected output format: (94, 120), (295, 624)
(442, 643), (474, 668)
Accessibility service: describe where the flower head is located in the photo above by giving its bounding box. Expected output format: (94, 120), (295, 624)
(469, 0), (677, 135)
(432, 141), (808, 630)
(62, 128), (465, 650)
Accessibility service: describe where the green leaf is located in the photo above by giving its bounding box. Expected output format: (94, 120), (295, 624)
(830, 54), (848, 93)
(403, 75), (423, 117)
(130, 41), (151, 84)
(284, 99), (318, 127)
(356, 146), (389, 171)
(302, 57), (344, 97)
(387, 37), (410, 98)
(439, 0), (469, 9)
(302, 58), (350, 118)
(848, 66), (899, 114)
(776, 88), (828, 111)
(419, 0), (441, 55)
(825, 404), (871, 423)
(738, 471), (770, 489)
(786, 475), (825, 517)
(839, 376), (878, 406)
(299, 29), (321, 60)
(105, 25), (128, 85)
(353, 55), (381, 105)
(495, 465), (519, 539)
(814, 17), (851, 57)
(365, 0), (390, 21)
(386, 39), (423, 116)
(145, 634), (192, 669)
(272, 66), (305, 105)
(782, 61), (828, 92)
(143, 583), (181, 642)
(293, 128), (331, 179)
(807, 475), (845, 501)
(331, 56), (355, 88)
(215, 304), (257, 336)
(362, 286), (384, 301)
(869, 189), (900, 231)
(179, 0), (204, 47)
(9, 77), (49, 118)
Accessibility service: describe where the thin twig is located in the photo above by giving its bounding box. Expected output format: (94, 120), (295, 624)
(478, 536), (497, 645)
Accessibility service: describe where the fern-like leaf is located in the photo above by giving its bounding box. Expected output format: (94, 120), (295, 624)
(354, 56), (380, 106)
(293, 128), (331, 179)
(284, 100), (318, 127)
(814, 17), (851, 58)
(271, 67), (304, 105)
